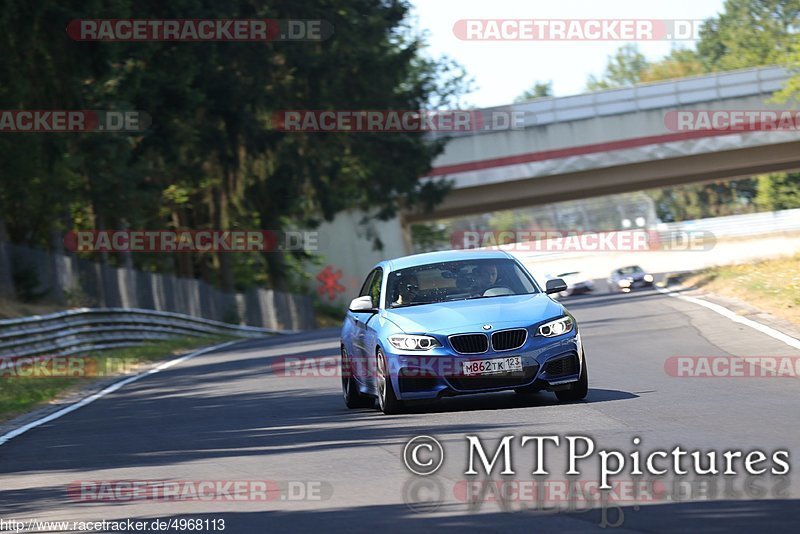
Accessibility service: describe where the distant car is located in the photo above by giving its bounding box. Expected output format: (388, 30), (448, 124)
(545, 271), (595, 297)
(340, 250), (588, 414)
(607, 265), (654, 293)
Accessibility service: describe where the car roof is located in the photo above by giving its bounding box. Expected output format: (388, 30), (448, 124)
(382, 249), (514, 271)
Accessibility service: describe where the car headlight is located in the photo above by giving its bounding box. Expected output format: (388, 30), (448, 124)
(618, 278), (632, 287)
(388, 335), (441, 351)
(643, 274), (654, 283)
(536, 316), (574, 337)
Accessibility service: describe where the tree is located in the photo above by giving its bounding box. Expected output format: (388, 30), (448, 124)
(586, 44), (649, 90)
(649, 179), (759, 222)
(755, 173), (800, 210)
(515, 81), (553, 103)
(697, 0), (800, 71)
(585, 1), (800, 222)
(640, 49), (707, 83)
(0, 0), (468, 292)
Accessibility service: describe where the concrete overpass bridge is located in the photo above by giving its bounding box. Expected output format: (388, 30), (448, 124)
(312, 66), (800, 303)
(411, 65), (800, 222)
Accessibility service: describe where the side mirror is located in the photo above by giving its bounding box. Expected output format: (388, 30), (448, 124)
(545, 278), (568, 295)
(349, 295), (377, 312)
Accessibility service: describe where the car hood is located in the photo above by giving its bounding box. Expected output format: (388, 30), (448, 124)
(383, 293), (565, 335)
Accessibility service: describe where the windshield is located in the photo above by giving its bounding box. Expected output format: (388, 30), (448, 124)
(618, 266), (644, 275)
(387, 258), (539, 308)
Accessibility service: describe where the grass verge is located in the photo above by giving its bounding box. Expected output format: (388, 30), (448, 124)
(0, 335), (236, 423)
(680, 254), (800, 326)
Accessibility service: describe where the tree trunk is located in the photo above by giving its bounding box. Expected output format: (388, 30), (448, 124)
(0, 218), (13, 297)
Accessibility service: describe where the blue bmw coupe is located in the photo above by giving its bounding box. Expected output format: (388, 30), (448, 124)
(340, 250), (588, 414)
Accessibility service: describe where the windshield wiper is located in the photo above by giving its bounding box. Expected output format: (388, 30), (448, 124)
(464, 295), (502, 300)
(392, 302), (434, 308)
(464, 292), (536, 301)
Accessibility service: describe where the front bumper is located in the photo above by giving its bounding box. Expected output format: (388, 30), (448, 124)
(384, 329), (584, 400)
(616, 278), (654, 291)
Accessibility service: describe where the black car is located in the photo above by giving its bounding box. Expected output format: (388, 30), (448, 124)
(607, 265), (654, 293)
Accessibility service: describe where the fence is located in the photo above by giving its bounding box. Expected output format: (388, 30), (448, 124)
(0, 307), (289, 358)
(0, 241), (315, 331)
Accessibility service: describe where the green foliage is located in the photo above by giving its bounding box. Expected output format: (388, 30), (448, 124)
(648, 179), (758, 222)
(586, 1), (800, 91)
(410, 222), (449, 252)
(487, 210), (527, 232)
(586, 45), (649, 90)
(515, 81), (553, 103)
(584, 1), (800, 221)
(0, 0), (467, 293)
(755, 173), (800, 210)
(696, 0), (800, 71)
(11, 257), (48, 303)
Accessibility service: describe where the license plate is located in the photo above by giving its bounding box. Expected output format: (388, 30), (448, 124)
(462, 356), (523, 376)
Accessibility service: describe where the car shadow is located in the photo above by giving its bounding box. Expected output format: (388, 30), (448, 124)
(70, 497), (800, 533)
(401, 388), (638, 415)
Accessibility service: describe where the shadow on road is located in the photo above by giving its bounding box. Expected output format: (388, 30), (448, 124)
(400, 388), (637, 415)
(91, 498), (800, 533)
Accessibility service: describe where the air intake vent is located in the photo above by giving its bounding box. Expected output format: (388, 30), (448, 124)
(447, 364), (538, 391)
(544, 352), (579, 377)
(491, 329), (527, 351)
(449, 333), (489, 354)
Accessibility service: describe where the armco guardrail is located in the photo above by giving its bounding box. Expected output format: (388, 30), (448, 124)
(658, 207), (800, 239)
(0, 307), (291, 359)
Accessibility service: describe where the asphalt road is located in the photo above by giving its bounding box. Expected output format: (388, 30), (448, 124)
(1, 286), (800, 533)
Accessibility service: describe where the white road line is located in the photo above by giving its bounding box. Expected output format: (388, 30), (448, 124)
(0, 340), (238, 447)
(656, 287), (800, 351)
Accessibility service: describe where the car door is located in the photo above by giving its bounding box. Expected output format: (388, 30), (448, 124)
(361, 267), (384, 389)
(346, 268), (380, 383)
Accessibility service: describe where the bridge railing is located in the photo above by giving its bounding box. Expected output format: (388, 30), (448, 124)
(429, 65), (790, 139)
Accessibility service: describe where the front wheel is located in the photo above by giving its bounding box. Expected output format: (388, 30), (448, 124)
(376, 348), (403, 415)
(555, 357), (588, 402)
(342, 347), (372, 409)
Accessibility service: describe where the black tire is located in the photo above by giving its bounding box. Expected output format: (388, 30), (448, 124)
(555, 356), (588, 402)
(376, 348), (403, 415)
(342, 347), (373, 409)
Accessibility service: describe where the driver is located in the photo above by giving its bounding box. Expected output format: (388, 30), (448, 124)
(474, 263), (499, 293)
